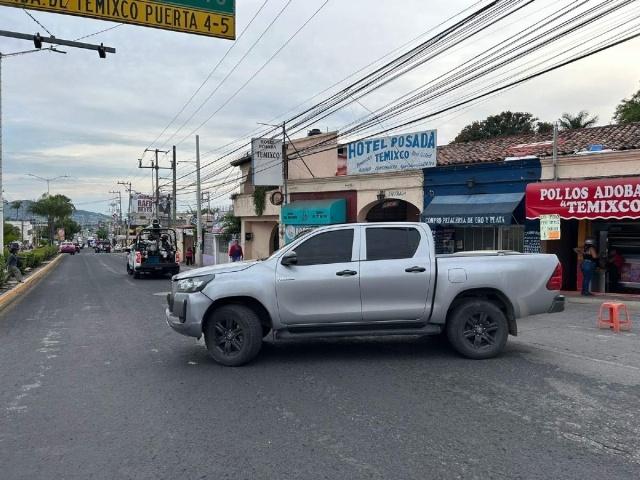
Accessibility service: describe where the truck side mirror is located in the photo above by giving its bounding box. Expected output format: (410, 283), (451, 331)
(281, 251), (298, 266)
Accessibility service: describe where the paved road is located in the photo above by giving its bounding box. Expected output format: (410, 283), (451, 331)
(1, 252), (639, 479)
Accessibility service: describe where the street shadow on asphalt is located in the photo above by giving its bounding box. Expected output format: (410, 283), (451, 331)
(171, 335), (499, 368)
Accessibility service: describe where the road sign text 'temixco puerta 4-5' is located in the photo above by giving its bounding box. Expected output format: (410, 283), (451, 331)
(0, 0), (235, 39)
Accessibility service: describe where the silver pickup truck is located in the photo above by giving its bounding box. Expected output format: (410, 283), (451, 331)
(166, 222), (564, 366)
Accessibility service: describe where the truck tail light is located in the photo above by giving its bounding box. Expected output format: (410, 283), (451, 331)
(135, 251), (142, 264)
(546, 262), (563, 290)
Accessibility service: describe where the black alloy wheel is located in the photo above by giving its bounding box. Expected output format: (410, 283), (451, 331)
(213, 318), (245, 356)
(204, 304), (263, 366)
(462, 311), (499, 350)
(447, 299), (508, 359)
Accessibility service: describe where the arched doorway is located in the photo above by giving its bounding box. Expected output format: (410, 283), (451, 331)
(360, 199), (421, 222)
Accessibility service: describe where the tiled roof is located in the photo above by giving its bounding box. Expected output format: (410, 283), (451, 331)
(437, 122), (640, 165)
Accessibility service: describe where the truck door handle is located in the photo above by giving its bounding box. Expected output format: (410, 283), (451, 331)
(405, 266), (426, 273)
(336, 269), (357, 276)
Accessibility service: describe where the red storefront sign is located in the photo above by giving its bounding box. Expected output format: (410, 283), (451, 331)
(526, 177), (640, 220)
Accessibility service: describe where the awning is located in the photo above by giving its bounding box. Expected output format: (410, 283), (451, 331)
(422, 192), (524, 226)
(526, 177), (640, 220)
(281, 199), (347, 226)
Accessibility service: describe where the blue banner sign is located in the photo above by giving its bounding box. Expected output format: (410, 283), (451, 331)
(347, 130), (437, 175)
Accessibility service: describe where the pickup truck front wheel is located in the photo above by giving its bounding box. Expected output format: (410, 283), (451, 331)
(204, 305), (263, 366)
(447, 299), (508, 360)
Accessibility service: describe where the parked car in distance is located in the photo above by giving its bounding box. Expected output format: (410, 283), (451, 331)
(166, 222), (565, 367)
(95, 241), (112, 253)
(59, 241), (76, 255)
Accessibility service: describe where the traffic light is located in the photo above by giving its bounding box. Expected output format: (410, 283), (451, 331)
(98, 43), (106, 59)
(33, 33), (42, 49)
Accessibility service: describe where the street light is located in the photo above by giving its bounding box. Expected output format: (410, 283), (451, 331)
(27, 173), (70, 195)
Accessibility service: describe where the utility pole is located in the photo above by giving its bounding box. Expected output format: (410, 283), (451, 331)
(142, 148), (170, 219)
(109, 190), (122, 242)
(552, 121), (559, 181)
(172, 145), (177, 228)
(118, 181), (132, 242)
(282, 121), (289, 205)
(195, 135), (203, 267)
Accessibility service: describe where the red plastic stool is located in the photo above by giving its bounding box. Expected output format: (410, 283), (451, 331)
(598, 302), (632, 332)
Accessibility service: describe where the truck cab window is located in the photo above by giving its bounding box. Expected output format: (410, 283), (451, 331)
(294, 229), (354, 266)
(366, 227), (420, 261)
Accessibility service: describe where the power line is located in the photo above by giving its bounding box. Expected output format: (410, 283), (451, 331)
(159, 0), (297, 150)
(170, 0), (518, 185)
(168, 0), (640, 200)
(23, 10), (54, 37)
(74, 24), (123, 41)
(183, 5), (640, 195)
(169, 0), (491, 179)
(174, 0), (331, 147)
(147, 0), (272, 151)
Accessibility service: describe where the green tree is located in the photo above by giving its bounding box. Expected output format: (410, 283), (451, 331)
(57, 218), (82, 239)
(536, 121), (554, 135)
(220, 212), (240, 241)
(4, 222), (21, 246)
(453, 111), (540, 143)
(613, 85), (640, 124)
(95, 227), (109, 240)
(29, 194), (75, 244)
(558, 110), (598, 130)
(10, 200), (22, 220)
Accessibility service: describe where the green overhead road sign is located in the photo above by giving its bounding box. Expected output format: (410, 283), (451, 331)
(0, 0), (235, 39)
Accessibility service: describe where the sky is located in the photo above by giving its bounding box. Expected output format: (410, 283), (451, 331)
(1, 0), (640, 214)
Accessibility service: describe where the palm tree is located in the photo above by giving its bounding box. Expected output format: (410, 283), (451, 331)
(29, 194), (75, 244)
(558, 111), (599, 130)
(10, 200), (22, 220)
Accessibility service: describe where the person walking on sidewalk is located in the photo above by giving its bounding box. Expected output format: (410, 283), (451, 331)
(7, 246), (24, 283)
(185, 247), (194, 266)
(228, 240), (243, 263)
(575, 238), (598, 296)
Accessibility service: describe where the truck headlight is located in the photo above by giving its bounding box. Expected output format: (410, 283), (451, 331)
(176, 274), (215, 293)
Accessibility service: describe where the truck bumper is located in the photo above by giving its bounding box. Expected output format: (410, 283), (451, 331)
(165, 291), (211, 338)
(136, 262), (180, 274)
(547, 295), (565, 314)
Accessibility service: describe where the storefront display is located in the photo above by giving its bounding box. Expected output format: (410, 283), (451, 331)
(423, 158), (541, 254)
(526, 176), (640, 293)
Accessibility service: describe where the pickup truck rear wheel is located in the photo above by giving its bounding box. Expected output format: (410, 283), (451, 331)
(204, 305), (263, 366)
(447, 299), (508, 360)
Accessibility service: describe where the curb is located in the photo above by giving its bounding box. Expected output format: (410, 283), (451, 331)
(0, 254), (65, 312)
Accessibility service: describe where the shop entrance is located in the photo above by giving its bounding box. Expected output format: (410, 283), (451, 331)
(361, 199), (420, 222)
(593, 221), (640, 293)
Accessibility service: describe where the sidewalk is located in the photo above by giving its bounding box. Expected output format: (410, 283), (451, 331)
(0, 254), (64, 311)
(562, 290), (640, 306)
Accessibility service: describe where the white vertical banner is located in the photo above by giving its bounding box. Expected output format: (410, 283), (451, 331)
(252, 138), (283, 186)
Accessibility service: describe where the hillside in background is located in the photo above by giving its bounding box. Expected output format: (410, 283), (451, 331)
(3, 200), (110, 226)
